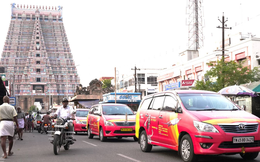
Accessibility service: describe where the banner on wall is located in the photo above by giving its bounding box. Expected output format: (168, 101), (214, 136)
(165, 82), (180, 91)
(181, 80), (195, 86)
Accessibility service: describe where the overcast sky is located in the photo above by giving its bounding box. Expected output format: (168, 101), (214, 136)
(0, 0), (260, 85)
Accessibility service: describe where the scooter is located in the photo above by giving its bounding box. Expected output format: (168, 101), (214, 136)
(48, 117), (75, 155)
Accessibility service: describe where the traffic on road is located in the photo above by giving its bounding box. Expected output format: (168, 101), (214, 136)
(1, 90), (260, 162)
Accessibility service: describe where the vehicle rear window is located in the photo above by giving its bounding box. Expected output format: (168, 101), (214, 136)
(178, 94), (239, 111)
(76, 110), (89, 117)
(102, 105), (134, 115)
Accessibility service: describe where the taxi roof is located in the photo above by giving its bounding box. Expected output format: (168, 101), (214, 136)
(144, 90), (216, 99)
(175, 90), (216, 94)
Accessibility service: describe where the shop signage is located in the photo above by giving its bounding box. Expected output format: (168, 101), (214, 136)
(147, 88), (156, 92)
(235, 52), (246, 60)
(103, 94), (141, 103)
(157, 70), (181, 82)
(181, 80), (195, 86)
(165, 82), (180, 91)
(9, 97), (16, 106)
(157, 72), (174, 82)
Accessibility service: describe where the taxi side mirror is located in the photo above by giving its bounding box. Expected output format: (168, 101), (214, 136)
(94, 112), (101, 116)
(176, 107), (182, 113)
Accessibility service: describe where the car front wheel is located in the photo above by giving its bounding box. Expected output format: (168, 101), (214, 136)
(88, 127), (93, 139)
(240, 152), (259, 160)
(180, 134), (197, 162)
(139, 130), (152, 152)
(99, 127), (107, 142)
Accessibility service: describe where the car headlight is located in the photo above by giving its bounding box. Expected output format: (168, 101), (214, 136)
(105, 121), (114, 126)
(193, 121), (219, 133)
(76, 119), (82, 124)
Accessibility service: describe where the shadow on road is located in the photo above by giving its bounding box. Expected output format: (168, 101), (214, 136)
(88, 136), (137, 143)
(144, 147), (258, 162)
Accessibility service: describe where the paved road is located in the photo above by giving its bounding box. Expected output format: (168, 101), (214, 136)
(1, 131), (260, 162)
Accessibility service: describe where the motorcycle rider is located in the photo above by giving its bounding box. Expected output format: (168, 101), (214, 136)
(35, 111), (42, 132)
(53, 98), (75, 141)
(42, 111), (51, 134)
(35, 111), (41, 120)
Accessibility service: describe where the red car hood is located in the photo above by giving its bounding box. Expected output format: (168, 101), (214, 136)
(189, 111), (260, 125)
(104, 115), (136, 122)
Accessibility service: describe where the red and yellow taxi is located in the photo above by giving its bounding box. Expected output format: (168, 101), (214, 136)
(135, 90), (260, 162)
(73, 109), (89, 134)
(87, 103), (137, 142)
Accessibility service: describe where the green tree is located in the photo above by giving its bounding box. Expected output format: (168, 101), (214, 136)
(101, 79), (115, 94)
(102, 79), (112, 89)
(29, 105), (38, 112)
(193, 59), (260, 92)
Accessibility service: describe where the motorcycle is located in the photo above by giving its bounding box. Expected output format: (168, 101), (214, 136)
(41, 123), (51, 134)
(36, 120), (42, 133)
(49, 117), (75, 155)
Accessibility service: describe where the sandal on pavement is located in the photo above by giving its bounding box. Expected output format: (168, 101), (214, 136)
(8, 152), (13, 156)
(2, 155), (7, 159)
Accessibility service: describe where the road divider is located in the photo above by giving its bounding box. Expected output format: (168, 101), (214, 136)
(117, 153), (141, 162)
(83, 140), (97, 147)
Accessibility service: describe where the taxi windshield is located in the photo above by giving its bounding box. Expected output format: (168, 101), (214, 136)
(102, 105), (134, 115)
(179, 93), (239, 111)
(76, 110), (89, 117)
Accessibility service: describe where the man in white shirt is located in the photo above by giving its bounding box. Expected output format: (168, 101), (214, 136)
(55, 98), (75, 119)
(53, 98), (76, 140)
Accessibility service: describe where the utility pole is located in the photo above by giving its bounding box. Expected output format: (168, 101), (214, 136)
(131, 66), (140, 93)
(216, 12), (231, 88)
(217, 12), (232, 63)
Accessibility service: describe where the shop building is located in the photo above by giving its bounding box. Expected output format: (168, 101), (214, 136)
(112, 68), (164, 97)
(158, 33), (260, 92)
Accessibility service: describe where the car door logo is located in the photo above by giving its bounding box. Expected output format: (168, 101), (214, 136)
(166, 118), (181, 127)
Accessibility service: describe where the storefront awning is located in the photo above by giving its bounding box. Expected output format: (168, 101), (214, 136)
(253, 85), (260, 93)
(241, 81), (260, 93)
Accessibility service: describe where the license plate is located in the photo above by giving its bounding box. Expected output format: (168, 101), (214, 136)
(44, 126), (48, 128)
(233, 137), (254, 143)
(121, 128), (133, 132)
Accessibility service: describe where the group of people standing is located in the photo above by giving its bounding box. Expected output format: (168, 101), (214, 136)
(0, 96), (75, 159)
(0, 96), (50, 159)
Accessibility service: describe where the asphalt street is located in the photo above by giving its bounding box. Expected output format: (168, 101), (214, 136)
(0, 131), (260, 162)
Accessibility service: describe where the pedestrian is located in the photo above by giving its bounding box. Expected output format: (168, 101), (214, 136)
(24, 112), (29, 132)
(0, 96), (19, 159)
(27, 113), (34, 133)
(16, 107), (25, 140)
(241, 105), (246, 111)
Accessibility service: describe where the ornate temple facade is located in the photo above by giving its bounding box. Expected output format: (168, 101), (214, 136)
(0, 4), (80, 110)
